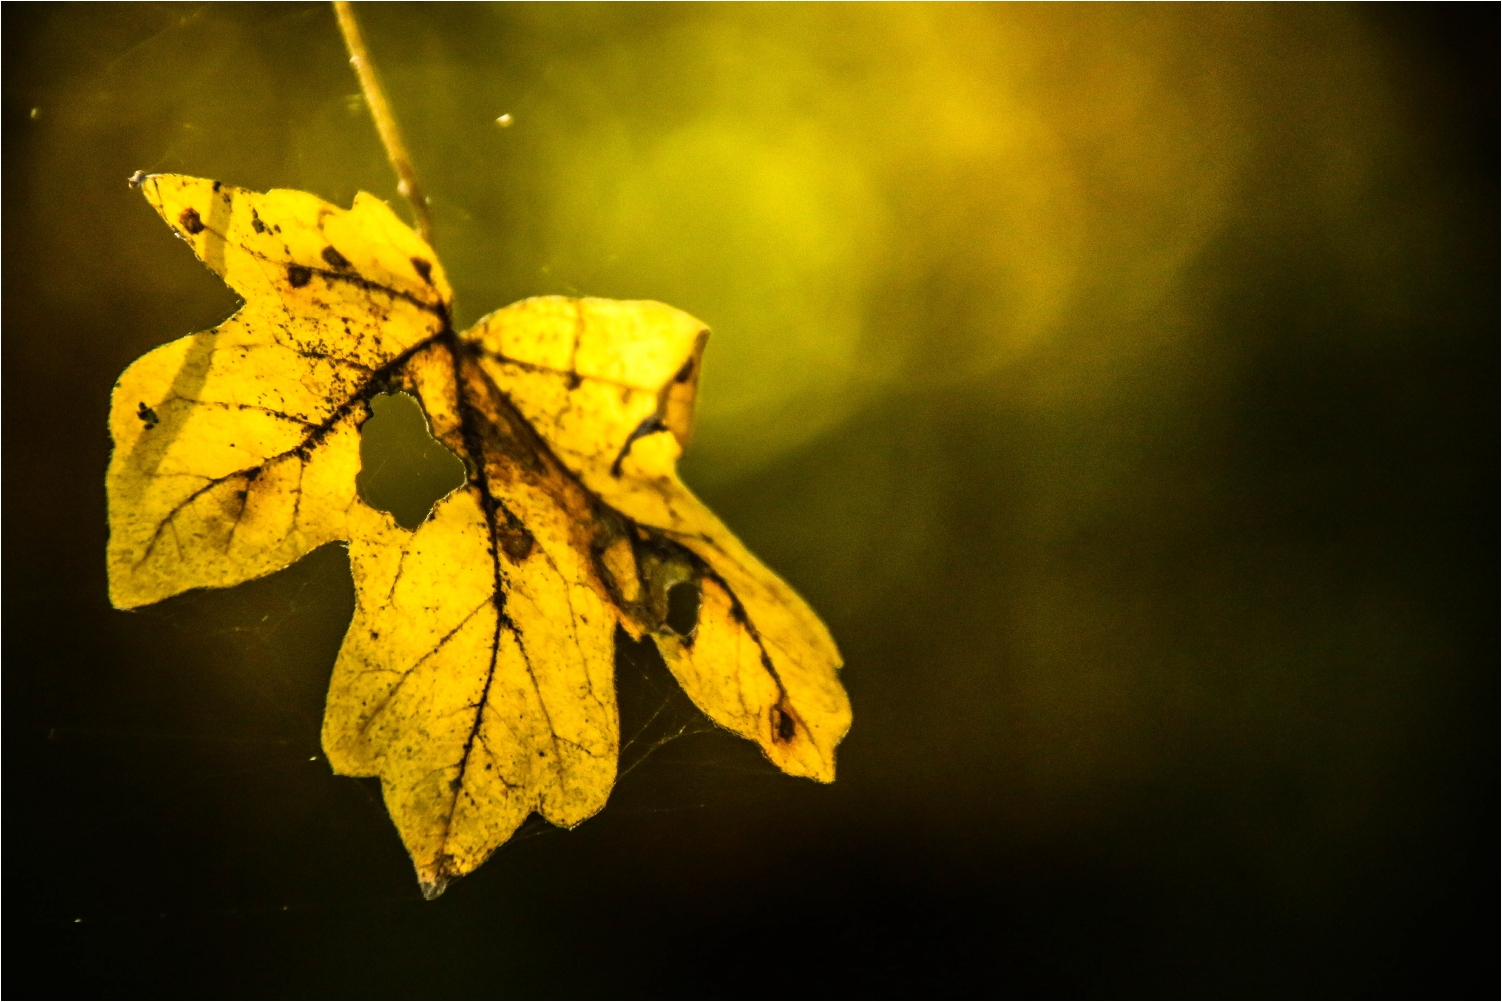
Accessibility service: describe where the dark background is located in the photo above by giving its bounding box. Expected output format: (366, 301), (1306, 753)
(5, 3), (1497, 996)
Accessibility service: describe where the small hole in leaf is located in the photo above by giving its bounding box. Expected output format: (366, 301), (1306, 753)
(357, 392), (465, 530)
(665, 580), (700, 638)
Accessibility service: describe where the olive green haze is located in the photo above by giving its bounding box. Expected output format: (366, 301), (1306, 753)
(4, 4), (1494, 996)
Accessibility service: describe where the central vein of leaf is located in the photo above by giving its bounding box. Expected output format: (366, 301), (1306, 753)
(439, 333), (534, 856)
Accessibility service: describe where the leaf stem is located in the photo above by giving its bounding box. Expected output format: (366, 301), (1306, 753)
(333, 1), (433, 244)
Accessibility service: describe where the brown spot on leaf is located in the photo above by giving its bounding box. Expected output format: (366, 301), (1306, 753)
(178, 208), (204, 235)
(773, 705), (797, 743)
(411, 257), (433, 285)
(135, 402), (158, 429)
(674, 358), (695, 383)
(499, 525), (535, 562)
(287, 265), (312, 288)
(322, 246), (352, 270)
(250, 210), (267, 234)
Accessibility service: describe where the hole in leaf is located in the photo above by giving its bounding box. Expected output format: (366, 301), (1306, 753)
(665, 580), (700, 638)
(356, 392), (466, 530)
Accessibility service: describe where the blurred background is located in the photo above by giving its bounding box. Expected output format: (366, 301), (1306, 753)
(4, 3), (1495, 995)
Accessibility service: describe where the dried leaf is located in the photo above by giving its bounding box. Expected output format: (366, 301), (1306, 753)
(107, 175), (851, 897)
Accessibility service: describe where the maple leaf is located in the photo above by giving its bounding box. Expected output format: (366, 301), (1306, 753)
(107, 174), (852, 898)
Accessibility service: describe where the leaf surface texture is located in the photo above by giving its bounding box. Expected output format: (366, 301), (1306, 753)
(107, 175), (851, 896)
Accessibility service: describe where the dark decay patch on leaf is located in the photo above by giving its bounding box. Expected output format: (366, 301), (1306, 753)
(136, 402), (158, 429)
(478, 481), (537, 562)
(588, 518), (642, 617)
(772, 704), (797, 743)
(454, 345), (548, 478)
(178, 208), (204, 235)
(250, 209), (267, 234)
(496, 515), (535, 563)
(626, 530), (712, 641)
(322, 246), (352, 270)
(287, 264), (312, 288)
(411, 257), (434, 285)
(212, 181), (222, 192)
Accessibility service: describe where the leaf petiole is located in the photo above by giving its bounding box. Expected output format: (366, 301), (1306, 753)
(332, 1), (433, 244)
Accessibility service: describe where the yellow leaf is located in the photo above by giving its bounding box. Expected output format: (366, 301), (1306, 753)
(107, 174), (852, 898)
